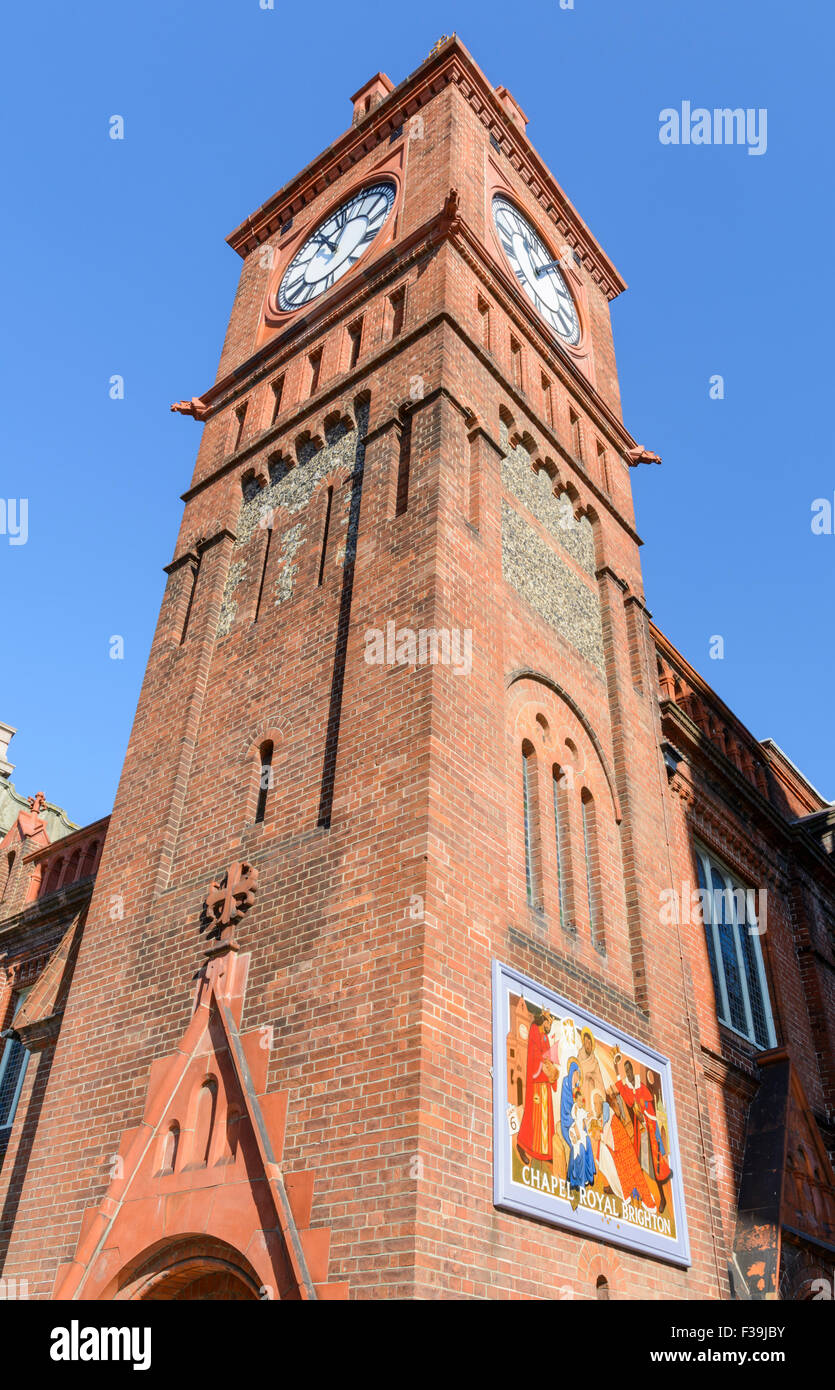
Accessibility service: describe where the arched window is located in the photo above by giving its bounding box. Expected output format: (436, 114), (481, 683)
(521, 742), (542, 910)
(552, 767), (569, 930)
(44, 857), (64, 895)
(596, 1274), (610, 1300)
(255, 741), (274, 824)
(80, 840), (99, 878)
(581, 788), (604, 951)
(64, 848), (81, 887)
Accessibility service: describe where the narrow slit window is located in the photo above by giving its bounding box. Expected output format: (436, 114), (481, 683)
(308, 348), (323, 396)
(541, 374), (553, 426)
(1, 850), (15, 903)
(510, 336), (523, 389)
(161, 1122), (180, 1175)
(581, 789), (603, 949)
(179, 554), (201, 645)
(347, 319), (363, 369)
(318, 485), (334, 586)
(468, 430), (480, 528)
(232, 402), (248, 452)
(597, 440), (611, 493)
(625, 597), (645, 693)
(253, 516), (274, 623)
(194, 1078), (218, 1166)
(552, 768), (567, 930)
(270, 376), (284, 425)
(522, 743), (542, 909)
(388, 287), (406, 339)
(570, 408), (583, 460)
(477, 296), (491, 351)
(255, 740), (274, 823)
(395, 415), (412, 516)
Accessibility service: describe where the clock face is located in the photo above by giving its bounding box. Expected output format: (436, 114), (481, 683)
(492, 195), (581, 346)
(277, 181), (397, 312)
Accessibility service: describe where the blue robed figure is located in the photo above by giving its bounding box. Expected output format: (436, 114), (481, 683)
(560, 1061), (596, 1190)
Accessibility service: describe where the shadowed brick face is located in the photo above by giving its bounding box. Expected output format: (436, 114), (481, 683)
(1, 37), (832, 1301)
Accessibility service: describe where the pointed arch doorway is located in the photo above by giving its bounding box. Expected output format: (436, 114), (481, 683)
(108, 1236), (262, 1302)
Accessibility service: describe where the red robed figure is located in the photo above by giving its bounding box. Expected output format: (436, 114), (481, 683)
(517, 1021), (555, 1161)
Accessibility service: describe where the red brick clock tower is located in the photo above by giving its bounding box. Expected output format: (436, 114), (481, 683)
(3, 35), (801, 1300)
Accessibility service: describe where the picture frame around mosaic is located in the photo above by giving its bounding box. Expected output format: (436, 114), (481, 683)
(492, 960), (691, 1267)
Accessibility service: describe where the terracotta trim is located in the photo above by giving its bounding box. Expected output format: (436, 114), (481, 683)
(23, 817), (110, 867)
(179, 312), (643, 550)
(225, 37), (625, 298)
(191, 200), (637, 478)
(506, 667), (622, 823)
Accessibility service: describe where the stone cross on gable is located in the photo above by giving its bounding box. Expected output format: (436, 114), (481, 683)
(199, 860), (259, 955)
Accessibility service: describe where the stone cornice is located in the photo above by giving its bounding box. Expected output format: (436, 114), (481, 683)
(661, 700), (835, 887)
(192, 206), (639, 475)
(179, 305), (644, 551)
(661, 701), (791, 846)
(180, 195), (457, 421)
(653, 624), (770, 766)
(225, 37), (626, 301)
(448, 213), (637, 461)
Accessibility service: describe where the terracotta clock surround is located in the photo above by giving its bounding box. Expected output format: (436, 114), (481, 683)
(258, 147), (405, 346)
(486, 158), (594, 383)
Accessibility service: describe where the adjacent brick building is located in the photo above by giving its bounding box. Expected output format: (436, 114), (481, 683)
(1, 37), (832, 1301)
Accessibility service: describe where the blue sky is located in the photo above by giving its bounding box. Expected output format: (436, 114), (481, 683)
(2, 0), (832, 825)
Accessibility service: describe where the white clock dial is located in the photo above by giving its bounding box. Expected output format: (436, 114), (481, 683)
(492, 195), (581, 346)
(277, 181), (396, 312)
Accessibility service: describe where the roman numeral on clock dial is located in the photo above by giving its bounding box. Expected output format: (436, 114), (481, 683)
(491, 194), (581, 346)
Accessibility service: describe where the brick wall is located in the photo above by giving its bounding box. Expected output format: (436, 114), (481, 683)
(2, 38), (831, 1301)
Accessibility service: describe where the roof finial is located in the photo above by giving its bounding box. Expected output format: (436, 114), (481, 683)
(427, 33), (456, 58)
